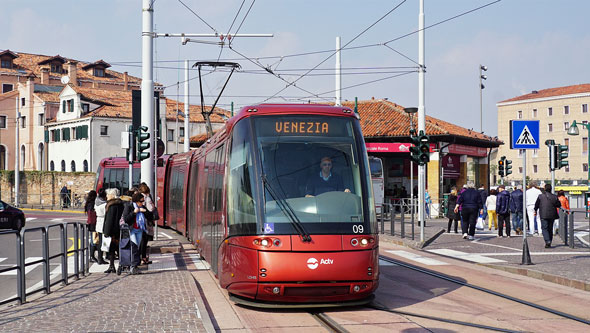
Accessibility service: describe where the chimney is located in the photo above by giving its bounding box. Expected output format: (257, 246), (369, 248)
(124, 71), (129, 90)
(40, 68), (49, 85)
(67, 61), (78, 86)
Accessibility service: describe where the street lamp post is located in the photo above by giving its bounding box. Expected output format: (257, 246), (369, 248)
(405, 107), (418, 207)
(479, 65), (487, 133)
(568, 120), (590, 182)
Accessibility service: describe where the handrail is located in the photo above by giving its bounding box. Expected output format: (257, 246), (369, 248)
(0, 222), (89, 306)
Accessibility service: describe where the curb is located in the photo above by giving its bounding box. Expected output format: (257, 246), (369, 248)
(21, 208), (84, 214)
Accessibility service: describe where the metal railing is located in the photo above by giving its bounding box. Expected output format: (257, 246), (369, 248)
(558, 208), (590, 249)
(378, 199), (417, 240)
(0, 222), (89, 306)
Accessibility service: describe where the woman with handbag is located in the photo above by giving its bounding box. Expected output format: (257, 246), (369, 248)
(138, 183), (157, 265)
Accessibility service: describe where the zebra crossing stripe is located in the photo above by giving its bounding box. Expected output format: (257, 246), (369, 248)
(428, 249), (506, 264)
(385, 250), (448, 266)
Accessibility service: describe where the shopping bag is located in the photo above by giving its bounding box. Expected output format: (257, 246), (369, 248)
(476, 217), (484, 230)
(101, 235), (111, 252)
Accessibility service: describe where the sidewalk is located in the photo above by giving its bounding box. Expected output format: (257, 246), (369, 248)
(0, 240), (213, 333)
(380, 216), (590, 291)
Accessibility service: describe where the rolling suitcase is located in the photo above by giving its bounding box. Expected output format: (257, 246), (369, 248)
(117, 223), (140, 275)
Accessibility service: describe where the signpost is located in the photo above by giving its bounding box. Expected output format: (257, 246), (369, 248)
(510, 120), (540, 265)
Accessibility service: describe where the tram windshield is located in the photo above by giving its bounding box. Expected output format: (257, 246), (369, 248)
(226, 114), (376, 236)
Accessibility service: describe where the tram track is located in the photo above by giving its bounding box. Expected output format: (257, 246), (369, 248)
(310, 312), (349, 333)
(378, 255), (590, 326)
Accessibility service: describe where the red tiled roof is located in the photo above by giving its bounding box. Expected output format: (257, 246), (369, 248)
(165, 99), (230, 123)
(499, 84), (590, 103)
(340, 99), (498, 143)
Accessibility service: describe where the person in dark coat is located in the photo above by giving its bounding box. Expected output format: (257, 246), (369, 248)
(102, 188), (125, 273)
(478, 186), (489, 221)
(446, 187), (459, 233)
(534, 184), (561, 248)
(454, 181), (483, 240)
(495, 185), (511, 237)
(510, 185), (524, 235)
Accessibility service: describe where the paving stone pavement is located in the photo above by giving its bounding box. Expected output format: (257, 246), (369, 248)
(0, 268), (206, 332)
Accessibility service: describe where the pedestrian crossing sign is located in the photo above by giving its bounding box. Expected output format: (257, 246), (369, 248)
(510, 120), (540, 149)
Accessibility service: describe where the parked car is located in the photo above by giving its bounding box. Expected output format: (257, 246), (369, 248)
(0, 200), (26, 231)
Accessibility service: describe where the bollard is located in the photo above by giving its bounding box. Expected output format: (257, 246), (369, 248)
(390, 205), (395, 236)
(16, 231), (25, 304)
(380, 205), (385, 234)
(73, 223), (79, 279)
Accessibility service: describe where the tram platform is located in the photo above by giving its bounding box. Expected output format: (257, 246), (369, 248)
(380, 216), (590, 291)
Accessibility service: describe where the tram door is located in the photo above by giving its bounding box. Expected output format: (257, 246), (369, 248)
(210, 145), (225, 274)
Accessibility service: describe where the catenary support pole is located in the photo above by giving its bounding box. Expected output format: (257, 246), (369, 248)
(141, 0), (155, 190)
(335, 36), (341, 106)
(184, 59), (190, 152)
(15, 98), (20, 207)
(418, 0), (426, 242)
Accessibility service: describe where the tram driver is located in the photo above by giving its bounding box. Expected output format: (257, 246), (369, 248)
(305, 156), (351, 197)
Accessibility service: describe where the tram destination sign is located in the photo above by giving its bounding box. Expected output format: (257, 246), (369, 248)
(510, 120), (540, 149)
(256, 116), (350, 137)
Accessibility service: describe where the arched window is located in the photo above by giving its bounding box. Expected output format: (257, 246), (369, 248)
(83, 160), (88, 172)
(38, 143), (44, 171)
(50, 161), (55, 171)
(71, 161), (76, 172)
(20, 145), (25, 170)
(61, 160), (66, 172)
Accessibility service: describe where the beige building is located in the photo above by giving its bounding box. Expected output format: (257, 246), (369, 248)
(496, 84), (590, 187)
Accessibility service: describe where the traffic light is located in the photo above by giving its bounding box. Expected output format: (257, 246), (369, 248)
(555, 144), (569, 169)
(137, 126), (151, 161)
(505, 159), (512, 176)
(409, 129), (421, 164)
(418, 130), (430, 165)
(498, 156), (505, 177)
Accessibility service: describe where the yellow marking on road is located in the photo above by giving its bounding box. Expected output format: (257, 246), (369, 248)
(67, 237), (82, 257)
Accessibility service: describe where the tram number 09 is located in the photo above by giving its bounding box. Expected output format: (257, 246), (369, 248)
(352, 224), (364, 234)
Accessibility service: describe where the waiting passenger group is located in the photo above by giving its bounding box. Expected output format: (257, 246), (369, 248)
(84, 183), (158, 274)
(448, 181), (566, 248)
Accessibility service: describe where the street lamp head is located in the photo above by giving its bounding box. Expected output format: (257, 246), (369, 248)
(480, 65), (488, 71)
(404, 107), (418, 114)
(481, 83), (485, 89)
(481, 75), (487, 80)
(567, 120), (579, 136)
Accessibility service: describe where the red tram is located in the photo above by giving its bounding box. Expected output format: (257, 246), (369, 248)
(97, 104), (379, 305)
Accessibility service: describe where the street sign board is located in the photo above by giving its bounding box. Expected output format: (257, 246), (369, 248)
(510, 120), (540, 149)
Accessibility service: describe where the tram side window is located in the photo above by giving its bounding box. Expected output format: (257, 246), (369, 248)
(227, 120), (257, 235)
(169, 167), (185, 212)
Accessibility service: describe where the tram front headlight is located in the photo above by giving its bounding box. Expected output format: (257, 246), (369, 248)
(260, 239), (270, 247)
(360, 238), (369, 246)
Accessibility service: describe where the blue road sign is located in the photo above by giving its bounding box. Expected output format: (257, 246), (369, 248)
(510, 120), (540, 149)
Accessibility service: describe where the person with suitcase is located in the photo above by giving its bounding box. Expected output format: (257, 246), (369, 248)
(121, 192), (152, 274)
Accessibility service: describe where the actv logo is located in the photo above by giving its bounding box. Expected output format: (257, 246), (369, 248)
(307, 257), (334, 270)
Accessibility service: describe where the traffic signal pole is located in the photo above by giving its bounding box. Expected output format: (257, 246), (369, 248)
(141, 0), (155, 191)
(418, 0), (426, 243)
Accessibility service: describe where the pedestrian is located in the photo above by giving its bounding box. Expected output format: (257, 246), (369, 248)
(94, 188), (108, 264)
(425, 189), (431, 218)
(510, 185), (524, 235)
(495, 185), (511, 238)
(122, 192), (153, 274)
(102, 188), (125, 274)
(84, 190), (98, 262)
(138, 183), (157, 265)
(556, 190), (570, 235)
(534, 184), (561, 248)
(454, 181), (483, 240)
(446, 187), (459, 233)
(485, 189), (498, 231)
(457, 184), (467, 231)
(526, 183), (542, 235)
(478, 185), (489, 222)
(60, 185), (69, 208)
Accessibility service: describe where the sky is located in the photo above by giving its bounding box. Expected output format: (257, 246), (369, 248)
(2, 0), (590, 137)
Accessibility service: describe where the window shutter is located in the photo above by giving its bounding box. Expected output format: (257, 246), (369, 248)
(56, 129), (61, 142)
(82, 125), (88, 138)
(62, 100), (66, 113)
(44, 130), (49, 143)
(69, 99), (74, 112)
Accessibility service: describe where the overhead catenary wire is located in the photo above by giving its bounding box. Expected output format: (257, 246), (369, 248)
(176, 0), (218, 34)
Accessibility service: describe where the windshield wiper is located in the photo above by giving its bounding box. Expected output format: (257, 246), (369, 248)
(261, 174), (312, 242)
